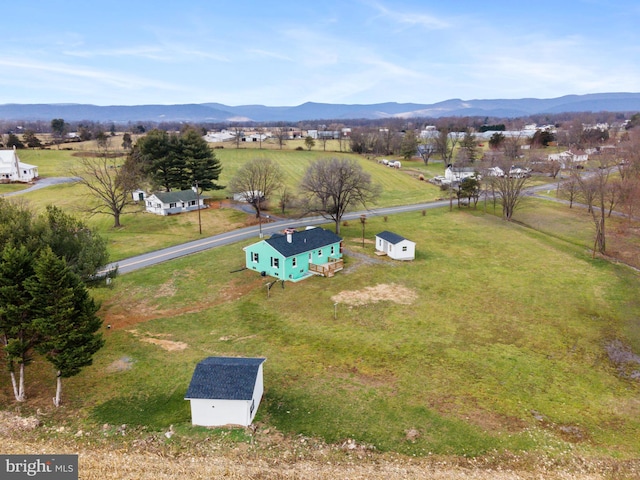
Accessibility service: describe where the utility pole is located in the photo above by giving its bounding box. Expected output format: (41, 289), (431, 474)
(195, 180), (202, 235)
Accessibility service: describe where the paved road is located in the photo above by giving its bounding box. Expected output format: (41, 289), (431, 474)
(1, 177), (79, 197)
(103, 199), (452, 275)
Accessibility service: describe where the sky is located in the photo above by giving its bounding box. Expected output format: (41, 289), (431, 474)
(2, 1), (640, 107)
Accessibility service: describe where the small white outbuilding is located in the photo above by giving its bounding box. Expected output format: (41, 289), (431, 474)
(375, 231), (416, 261)
(185, 357), (266, 427)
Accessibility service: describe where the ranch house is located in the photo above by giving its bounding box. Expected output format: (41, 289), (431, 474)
(145, 188), (206, 216)
(243, 227), (343, 281)
(185, 357), (266, 427)
(375, 231), (416, 261)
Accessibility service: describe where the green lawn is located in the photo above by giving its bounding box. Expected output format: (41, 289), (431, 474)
(45, 206), (639, 459)
(11, 147), (446, 260)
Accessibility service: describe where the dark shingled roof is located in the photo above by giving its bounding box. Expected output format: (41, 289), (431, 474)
(376, 230), (409, 245)
(152, 189), (199, 203)
(185, 357), (266, 400)
(265, 228), (342, 257)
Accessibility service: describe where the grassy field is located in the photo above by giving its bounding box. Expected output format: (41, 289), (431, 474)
(2, 144), (640, 472)
(2, 146), (445, 260)
(2, 204), (633, 464)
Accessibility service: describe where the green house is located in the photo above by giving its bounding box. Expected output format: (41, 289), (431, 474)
(243, 227), (344, 282)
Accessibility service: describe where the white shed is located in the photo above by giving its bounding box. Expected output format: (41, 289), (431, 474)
(185, 357), (266, 427)
(375, 231), (416, 261)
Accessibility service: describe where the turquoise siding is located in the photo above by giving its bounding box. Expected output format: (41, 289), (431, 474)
(244, 240), (341, 281)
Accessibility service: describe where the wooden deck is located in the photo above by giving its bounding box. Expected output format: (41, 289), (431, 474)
(308, 258), (344, 278)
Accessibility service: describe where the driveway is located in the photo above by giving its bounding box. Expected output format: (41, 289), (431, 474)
(1, 177), (79, 197)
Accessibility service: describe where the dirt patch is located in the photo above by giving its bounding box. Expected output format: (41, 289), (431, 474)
(0, 412), (40, 435)
(127, 329), (188, 351)
(331, 283), (417, 306)
(105, 356), (134, 372)
(100, 275), (264, 330)
(350, 237), (376, 245)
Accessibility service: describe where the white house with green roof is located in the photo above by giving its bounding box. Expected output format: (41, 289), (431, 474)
(145, 188), (206, 216)
(243, 227), (343, 281)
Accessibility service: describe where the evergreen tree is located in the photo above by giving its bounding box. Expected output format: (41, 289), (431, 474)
(27, 248), (104, 407)
(0, 245), (37, 402)
(178, 128), (224, 192)
(400, 129), (419, 159)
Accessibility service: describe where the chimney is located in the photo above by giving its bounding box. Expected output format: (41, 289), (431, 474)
(284, 228), (295, 243)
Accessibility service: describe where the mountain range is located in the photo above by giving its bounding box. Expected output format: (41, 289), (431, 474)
(1, 92), (639, 123)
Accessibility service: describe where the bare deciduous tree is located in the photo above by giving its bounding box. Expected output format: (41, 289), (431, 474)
(72, 151), (140, 228)
(273, 125), (288, 150)
(572, 157), (615, 255)
(300, 158), (382, 235)
(228, 158), (283, 219)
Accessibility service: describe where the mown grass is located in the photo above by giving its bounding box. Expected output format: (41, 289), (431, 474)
(40, 205), (638, 459)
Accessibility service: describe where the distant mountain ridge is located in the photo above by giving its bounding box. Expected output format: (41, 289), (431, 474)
(1, 93), (640, 123)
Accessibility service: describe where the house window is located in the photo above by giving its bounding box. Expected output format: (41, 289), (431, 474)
(308, 252), (313, 262)
(402, 246), (408, 252)
(330, 245), (335, 255)
(252, 252), (259, 263)
(292, 257), (297, 267)
(271, 257), (279, 268)
(170, 202), (176, 208)
(317, 249), (323, 257)
(250, 399), (255, 415)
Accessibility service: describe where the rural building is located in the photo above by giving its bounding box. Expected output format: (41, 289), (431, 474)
(243, 227), (343, 281)
(375, 231), (416, 261)
(132, 189), (146, 202)
(233, 190), (264, 203)
(185, 357), (266, 427)
(145, 188), (206, 216)
(444, 165), (479, 183)
(547, 150), (589, 168)
(0, 147), (38, 183)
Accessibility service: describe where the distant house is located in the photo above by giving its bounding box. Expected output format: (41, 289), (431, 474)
(185, 357), (266, 427)
(375, 231), (416, 261)
(243, 227), (343, 281)
(444, 165), (480, 183)
(233, 190), (264, 203)
(0, 147), (38, 183)
(548, 150), (588, 168)
(145, 188), (206, 216)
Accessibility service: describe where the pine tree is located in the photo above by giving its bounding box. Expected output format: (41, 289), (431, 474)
(27, 248), (104, 407)
(0, 245), (38, 402)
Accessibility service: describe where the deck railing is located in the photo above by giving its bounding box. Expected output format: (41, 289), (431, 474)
(308, 257), (344, 277)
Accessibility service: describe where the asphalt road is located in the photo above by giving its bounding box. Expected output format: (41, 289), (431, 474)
(103, 199), (452, 275)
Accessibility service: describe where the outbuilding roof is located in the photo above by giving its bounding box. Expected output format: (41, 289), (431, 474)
(376, 230), (412, 245)
(151, 189), (200, 204)
(185, 357), (266, 400)
(265, 228), (341, 257)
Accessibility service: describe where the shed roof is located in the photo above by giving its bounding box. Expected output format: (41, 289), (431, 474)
(151, 189), (199, 204)
(376, 230), (412, 245)
(265, 228), (341, 257)
(185, 357), (266, 400)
